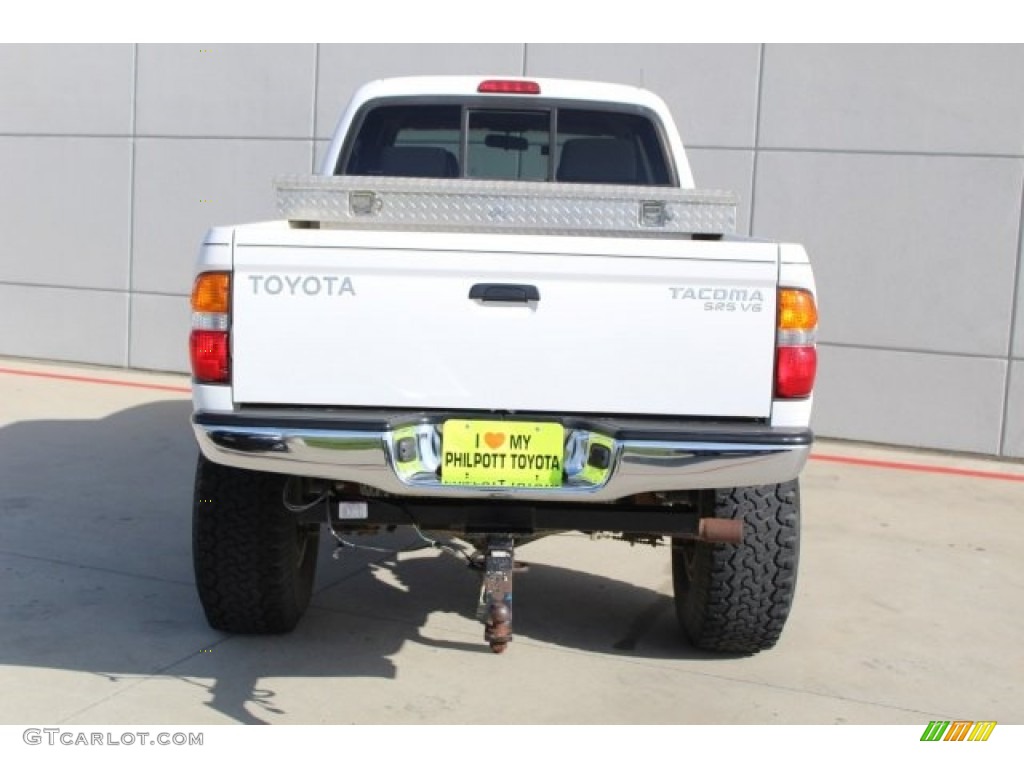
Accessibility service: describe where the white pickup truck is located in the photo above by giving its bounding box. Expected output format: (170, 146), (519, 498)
(189, 76), (817, 654)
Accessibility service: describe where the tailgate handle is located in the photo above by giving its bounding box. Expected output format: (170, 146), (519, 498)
(469, 283), (540, 304)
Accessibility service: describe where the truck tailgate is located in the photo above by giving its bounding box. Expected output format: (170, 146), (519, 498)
(230, 228), (778, 418)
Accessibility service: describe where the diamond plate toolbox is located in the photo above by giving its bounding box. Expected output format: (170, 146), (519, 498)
(274, 175), (737, 237)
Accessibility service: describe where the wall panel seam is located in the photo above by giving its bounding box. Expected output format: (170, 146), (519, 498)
(0, 132), (135, 139)
(132, 134), (315, 142)
(126, 43), (139, 368)
(819, 341), (1008, 362)
(9, 135), (1020, 159)
(0, 281), (132, 296)
(0, 285), (186, 302)
(311, 44), (320, 173)
(997, 168), (1024, 453)
(749, 43), (765, 237)
(754, 146), (1024, 161)
(615, 144), (1024, 161)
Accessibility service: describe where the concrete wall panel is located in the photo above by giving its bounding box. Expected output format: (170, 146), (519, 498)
(129, 294), (190, 373)
(0, 137), (131, 291)
(136, 44), (315, 138)
(0, 44), (133, 135)
(0, 285), (127, 367)
(813, 345), (1007, 455)
(760, 44), (1024, 155)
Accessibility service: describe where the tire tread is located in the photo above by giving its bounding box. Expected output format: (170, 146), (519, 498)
(673, 481), (799, 654)
(192, 457), (318, 634)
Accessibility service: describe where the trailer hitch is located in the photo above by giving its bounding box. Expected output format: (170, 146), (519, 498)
(477, 535), (516, 654)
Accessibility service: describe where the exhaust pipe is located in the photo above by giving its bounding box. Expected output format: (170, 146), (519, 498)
(697, 518), (744, 545)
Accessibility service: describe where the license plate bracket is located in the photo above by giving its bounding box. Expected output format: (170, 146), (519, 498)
(441, 419), (564, 489)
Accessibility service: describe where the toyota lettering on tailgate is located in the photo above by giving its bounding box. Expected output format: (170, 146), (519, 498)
(248, 274), (356, 297)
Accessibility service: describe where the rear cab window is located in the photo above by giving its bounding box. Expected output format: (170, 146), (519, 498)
(339, 100), (673, 186)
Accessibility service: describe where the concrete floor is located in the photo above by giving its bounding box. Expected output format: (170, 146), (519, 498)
(1, 356), (1022, 725)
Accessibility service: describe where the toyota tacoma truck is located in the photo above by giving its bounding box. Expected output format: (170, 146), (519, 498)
(189, 76), (817, 654)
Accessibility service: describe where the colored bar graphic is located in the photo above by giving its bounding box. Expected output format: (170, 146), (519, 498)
(921, 720), (996, 742)
(921, 721), (949, 741)
(967, 722), (997, 742)
(944, 721), (973, 741)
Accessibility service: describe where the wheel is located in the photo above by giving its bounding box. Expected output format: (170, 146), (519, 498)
(192, 455), (320, 633)
(672, 481), (800, 654)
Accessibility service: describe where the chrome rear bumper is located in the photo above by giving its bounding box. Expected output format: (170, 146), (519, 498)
(193, 410), (812, 502)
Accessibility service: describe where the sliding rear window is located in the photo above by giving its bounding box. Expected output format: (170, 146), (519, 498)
(340, 102), (671, 186)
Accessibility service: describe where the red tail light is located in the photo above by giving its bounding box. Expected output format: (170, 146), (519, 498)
(775, 346), (817, 399)
(190, 330), (229, 383)
(775, 288), (817, 399)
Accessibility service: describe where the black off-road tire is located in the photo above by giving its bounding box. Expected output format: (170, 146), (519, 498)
(193, 455), (320, 634)
(672, 481), (800, 654)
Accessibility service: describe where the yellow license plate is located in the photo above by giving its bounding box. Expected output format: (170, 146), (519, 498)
(441, 420), (564, 488)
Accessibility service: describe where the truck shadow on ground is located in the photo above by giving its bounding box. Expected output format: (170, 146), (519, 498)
(181, 549), (717, 724)
(0, 400), (733, 725)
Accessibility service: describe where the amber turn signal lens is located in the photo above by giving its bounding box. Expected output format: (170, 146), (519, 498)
(191, 272), (230, 313)
(778, 289), (818, 331)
